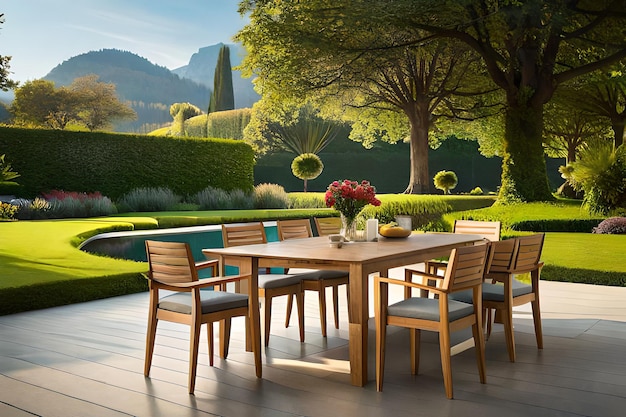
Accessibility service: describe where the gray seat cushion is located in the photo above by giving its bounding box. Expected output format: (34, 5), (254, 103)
(451, 279), (532, 304)
(159, 290), (248, 315)
(296, 270), (348, 281)
(387, 297), (474, 322)
(258, 273), (303, 289)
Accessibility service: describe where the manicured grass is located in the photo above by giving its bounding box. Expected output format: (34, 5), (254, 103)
(1, 201), (624, 315)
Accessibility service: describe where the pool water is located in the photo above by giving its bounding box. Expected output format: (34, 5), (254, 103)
(79, 222), (280, 278)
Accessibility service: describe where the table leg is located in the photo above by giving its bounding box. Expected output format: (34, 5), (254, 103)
(348, 263), (367, 386)
(249, 257), (262, 378)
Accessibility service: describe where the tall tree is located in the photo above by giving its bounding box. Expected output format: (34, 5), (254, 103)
(0, 14), (17, 92)
(237, 0), (626, 201)
(209, 45), (235, 113)
(237, 4), (495, 193)
(399, 0), (626, 201)
(11, 79), (60, 126)
(69, 74), (136, 131)
(576, 65), (626, 148)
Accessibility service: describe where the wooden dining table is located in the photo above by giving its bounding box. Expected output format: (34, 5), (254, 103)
(202, 232), (484, 386)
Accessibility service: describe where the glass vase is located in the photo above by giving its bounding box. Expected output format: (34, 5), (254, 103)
(340, 213), (358, 242)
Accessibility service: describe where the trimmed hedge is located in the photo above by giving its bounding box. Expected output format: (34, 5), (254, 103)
(0, 273), (147, 316)
(0, 127), (254, 199)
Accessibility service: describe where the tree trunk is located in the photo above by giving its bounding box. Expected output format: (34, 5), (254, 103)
(499, 104), (554, 202)
(612, 118), (624, 148)
(404, 110), (430, 194)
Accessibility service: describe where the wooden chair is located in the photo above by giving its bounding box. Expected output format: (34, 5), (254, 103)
(314, 216), (342, 236)
(451, 234), (544, 362)
(484, 233), (544, 362)
(374, 244), (489, 399)
(144, 240), (260, 394)
(221, 222), (305, 346)
(404, 220), (501, 297)
(277, 219), (350, 337)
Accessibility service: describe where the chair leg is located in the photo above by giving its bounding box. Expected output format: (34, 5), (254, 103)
(375, 316), (387, 392)
(410, 328), (421, 375)
(439, 325), (454, 399)
(472, 319), (487, 384)
(208, 322), (214, 366)
(296, 287), (305, 342)
(264, 295), (272, 347)
(318, 282), (328, 337)
(332, 284), (340, 329)
(220, 318), (232, 359)
(485, 308), (493, 340)
(189, 319), (202, 394)
(144, 298), (158, 377)
(531, 298), (543, 349)
(284, 293), (294, 328)
(502, 307), (516, 362)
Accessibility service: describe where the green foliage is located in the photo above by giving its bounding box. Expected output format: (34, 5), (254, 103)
(469, 187), (483, 195)
(202, 109), (251, 139)
(433, 170), (458, 194)
(209, 45), (235, 113)
(46, 195), (117, 218)
(0, 153), (20, 182)
(11, 75), (137, 131)
(568, 142), (626, 215)
(360, 194), (452, 230)
(0, 202), (17, 220)
(193, 186), (254, 210)
(254, 183), (290, 209)
(291, 153), (323, 180)
(0, 127), (255, 199)
(449, 200), (605, 233)
(12, 197), (51, 220)
(117, 187), (181, 212)
(0, 13), (17, 91)
(288, 192), (326, 209)
(169, 102), (202, 136)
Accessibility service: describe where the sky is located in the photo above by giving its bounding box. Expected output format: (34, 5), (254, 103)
(1, 0), (248, 84)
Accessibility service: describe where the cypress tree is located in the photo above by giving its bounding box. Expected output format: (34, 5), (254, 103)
(209, 45), (235, 113)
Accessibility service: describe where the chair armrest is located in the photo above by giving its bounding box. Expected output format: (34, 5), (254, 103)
(151, 273), (251, 291)
(195, 259), (218, 271)
(376, 275), (446, 295)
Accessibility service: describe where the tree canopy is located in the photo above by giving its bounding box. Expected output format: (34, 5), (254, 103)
(0, 14), (18, 92)
(10, 75), (136, 131)
(237, 0), (626, 201)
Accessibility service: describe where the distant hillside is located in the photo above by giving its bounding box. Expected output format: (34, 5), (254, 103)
(45, 49), (211, 133)
(173, 43), (259, 109)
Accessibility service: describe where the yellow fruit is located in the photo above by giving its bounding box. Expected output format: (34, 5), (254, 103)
(378, 223), (411, 238)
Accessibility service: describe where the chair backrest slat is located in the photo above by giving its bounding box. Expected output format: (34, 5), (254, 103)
(222, 222), (267, 247)
(485, 239), (517, 273)
(314, 217), (342, 236)
(145, 240), (197, 284)
(512, 233), (545, 272)
(277, 219), (313, 241)
(444, 245), (489, 291)
(454, 220), (501, 241)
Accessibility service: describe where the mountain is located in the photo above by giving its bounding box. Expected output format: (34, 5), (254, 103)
(42, 45), (259, 133)
(172, 43), (259, 109)
(45, 49), (211, 132)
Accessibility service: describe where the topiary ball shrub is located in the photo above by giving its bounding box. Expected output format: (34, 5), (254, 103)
(592, 217), (626, 234)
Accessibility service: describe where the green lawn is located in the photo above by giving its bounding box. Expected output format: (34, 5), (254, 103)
(1, 203), (624, 315)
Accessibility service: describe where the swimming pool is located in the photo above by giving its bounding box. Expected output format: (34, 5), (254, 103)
(79, 222), (280, 277)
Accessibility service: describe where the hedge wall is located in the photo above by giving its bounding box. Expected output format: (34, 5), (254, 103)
(0, 127), (254, 199)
